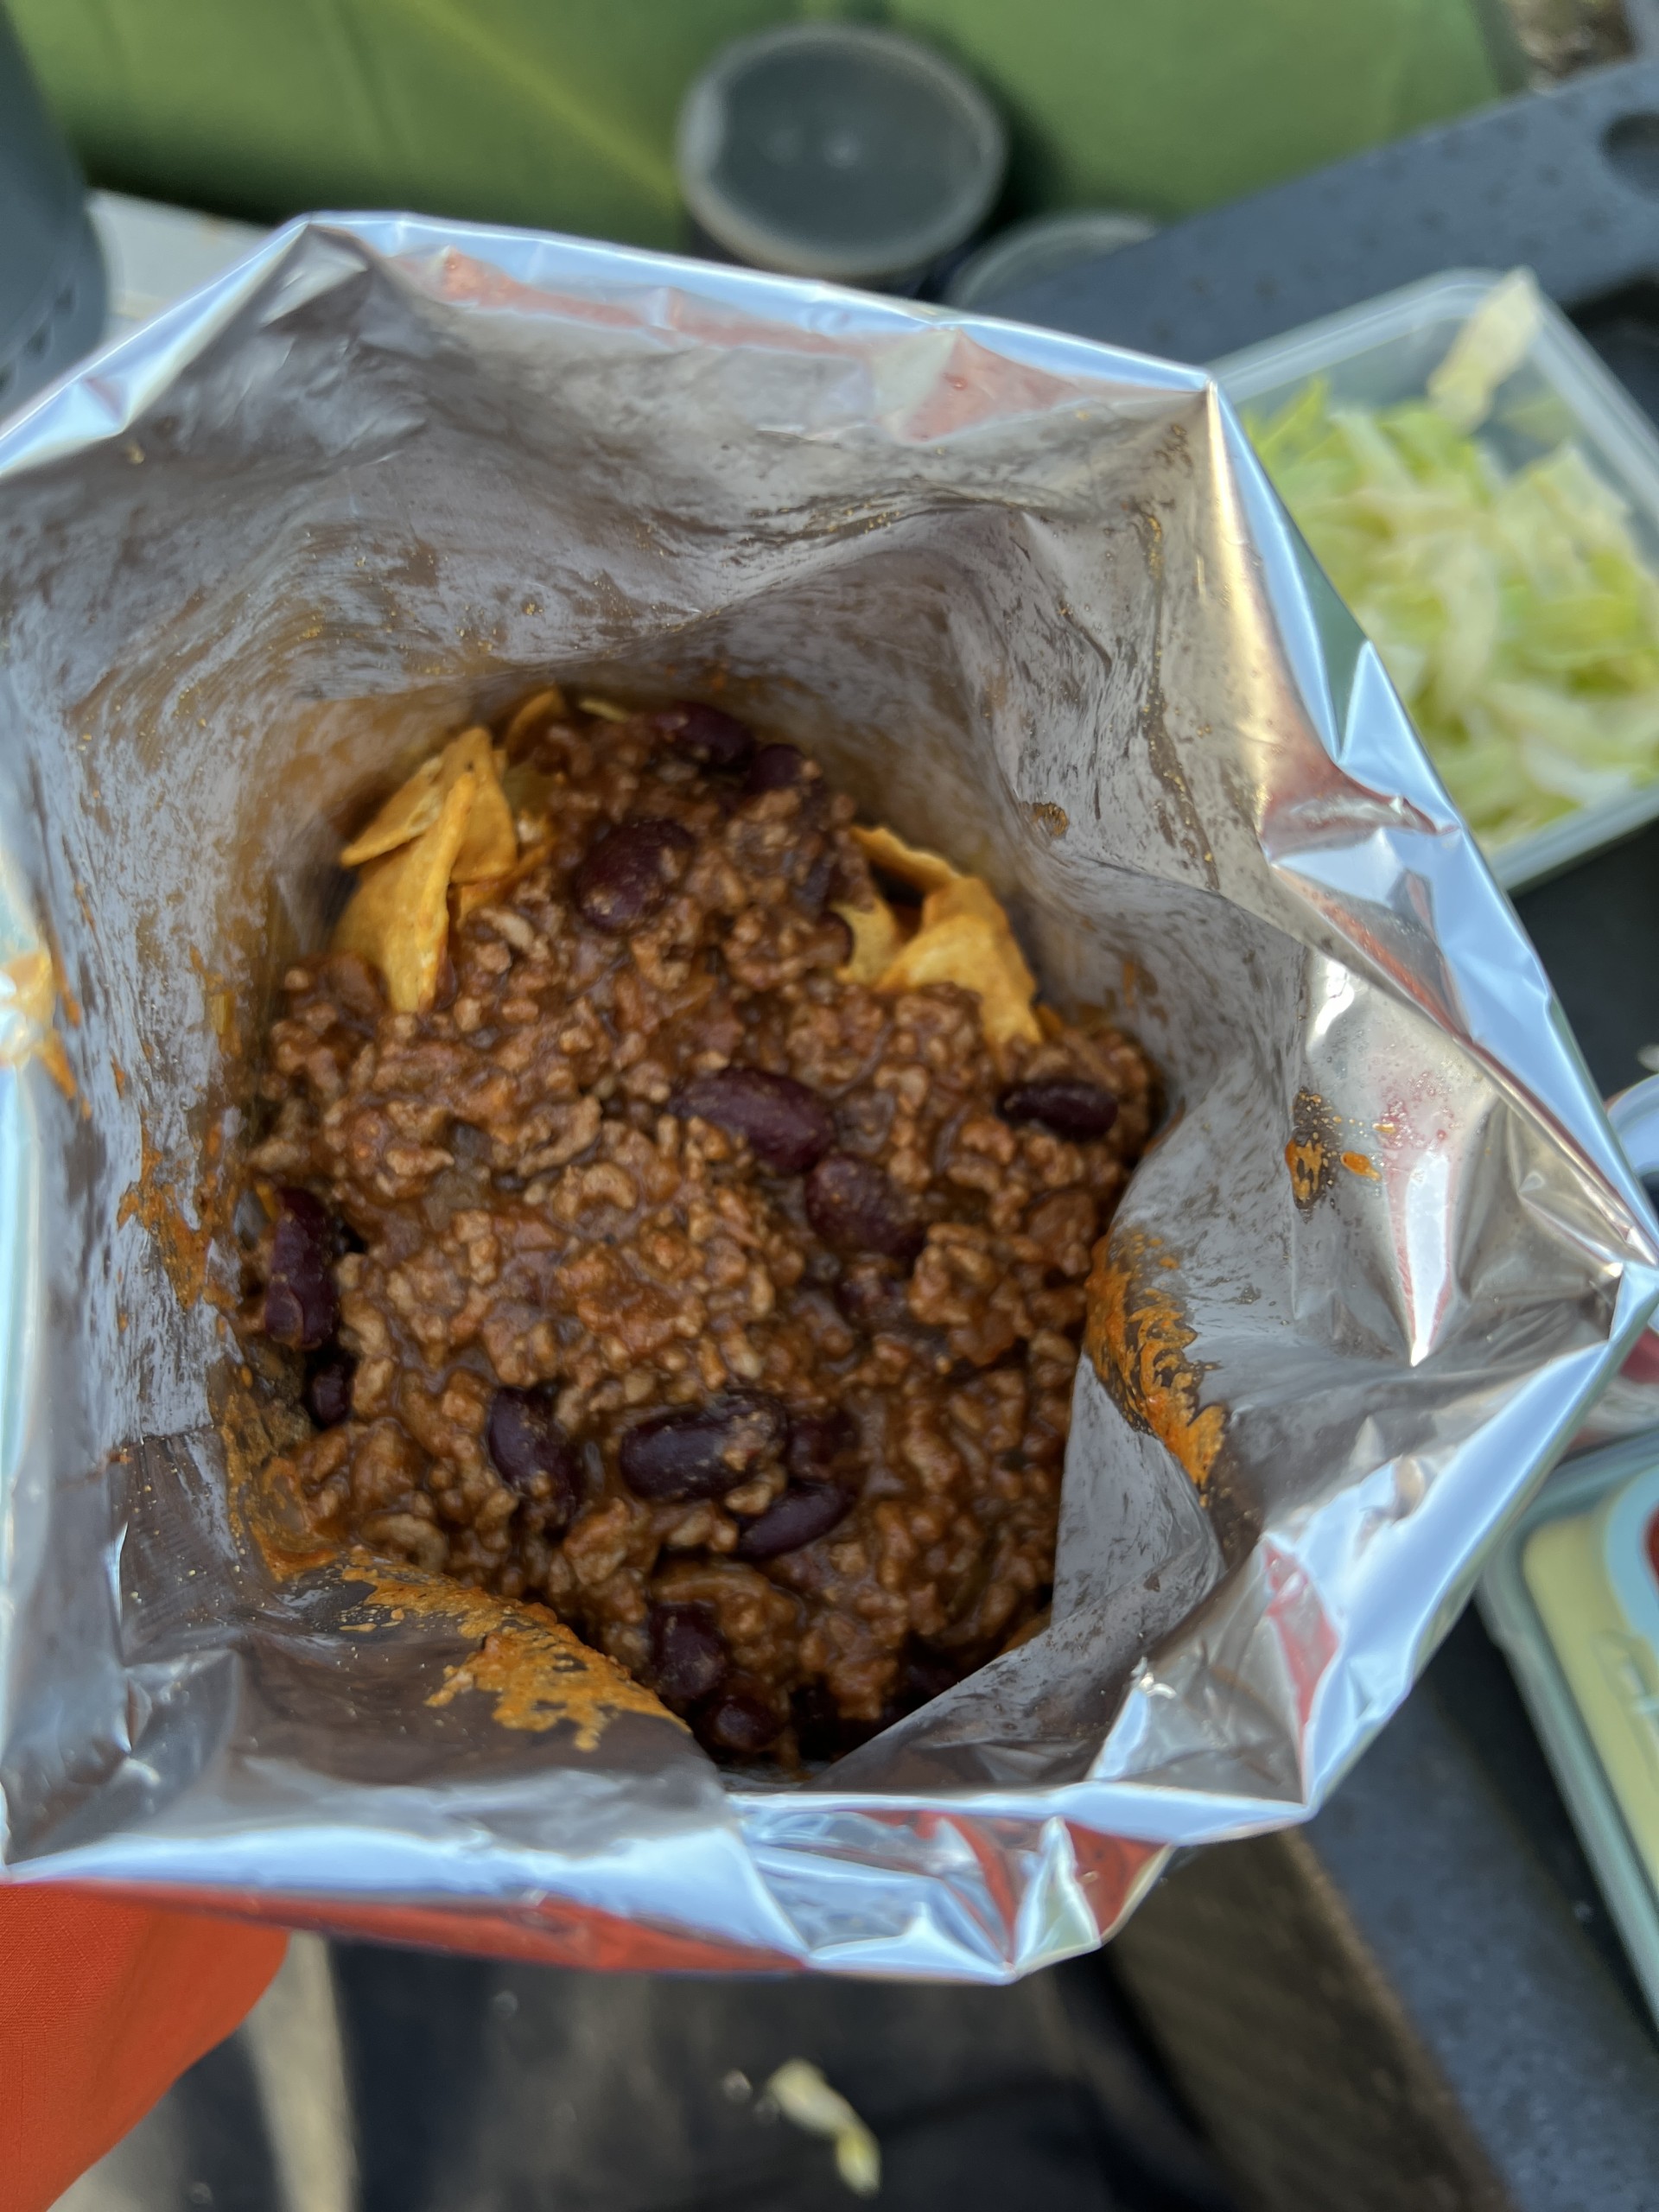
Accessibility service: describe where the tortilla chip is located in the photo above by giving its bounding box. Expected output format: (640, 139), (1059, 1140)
(921, 873), (1018, 938)
(833, 896), (904, 983)
(501, 753), (560, 826)
(920, 876), (1039, 1001)
(339, 727), (516, 882)
(874, 871), (1041, 1047)
(450, 838), (556, 929)
(445, 727), (518, 883)
(501, 685), (569, 749)
(451, 876), (501, 927)
(853, 823), (1043, 1046)
(334, 772), (476, 1012)
(339, 753), (446, 866)
(852, 823), (961, 895)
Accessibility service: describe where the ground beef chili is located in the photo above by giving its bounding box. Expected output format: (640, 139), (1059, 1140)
(245, 697), (1159, 1765)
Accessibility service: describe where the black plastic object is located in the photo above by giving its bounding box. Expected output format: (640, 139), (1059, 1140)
(0, 3), (104, 416)
(1575, 276), (1659, 433)
(984, 57), (1659, 359)
(1513, 812), (1659, 1094)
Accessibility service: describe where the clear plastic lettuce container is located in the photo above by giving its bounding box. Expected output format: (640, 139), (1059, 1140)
(1215, 270), (1659, 893)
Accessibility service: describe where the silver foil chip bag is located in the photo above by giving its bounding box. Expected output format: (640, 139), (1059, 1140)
(0, 216), (1653, 1978)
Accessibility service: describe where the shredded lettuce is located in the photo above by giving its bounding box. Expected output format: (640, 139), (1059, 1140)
(1426, 268), (1541, 433)
(1245, 321), (1659, 856)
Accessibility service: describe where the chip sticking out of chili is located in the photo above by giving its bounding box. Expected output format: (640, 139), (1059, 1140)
(333, 770), (476, 1012)
(832, 894), (904, 983)
(851, 821), (960, 895)
(446, 728), (518, 884)
(339, 726), (516, 882)
(877, 900), (1041, 1047)
(850, 827), (1040, 1048)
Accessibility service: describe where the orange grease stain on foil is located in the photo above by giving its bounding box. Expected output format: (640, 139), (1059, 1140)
(227, 1407), (674, 1757)
(1085, 1228), (1225, 1490)
(1, 950), (76, 1100)
(1284, 1137), (1325, 1207)
(229, 1420), (341, 1580)
(340, 1558), (678, 1750)
(117, 943), (247, 1313)
(117, 1128), (213, 1309)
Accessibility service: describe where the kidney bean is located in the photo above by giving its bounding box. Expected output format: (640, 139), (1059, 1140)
(264, 1187), (340, 1350)
(798, 848), (839, 916)
(486, 1387), (580, 1530)
(791, 1681), (883, 1762)
(998, 1078), (1119, 1141)
(804, 1152), (924, 1264)
(649, 700), (753, 772)
(618, 1390), (788, 1502)
(785, 1409), (855, 1484)
(834, 1262), (912, 1334)
(573, 818), (695, 932)
(700, 1678), (785, 1756)
(735, 1481), (853, 1561)
(671, 1066), (834, 1174)
(649, 1602), (728, 1707)
(791, 1679), (843, 1761)
(898, 1643), (959, 1711)
(746, 741), (807, 792)
(302, 1347), (355, 1429)
(870, 1643), (961, 1737)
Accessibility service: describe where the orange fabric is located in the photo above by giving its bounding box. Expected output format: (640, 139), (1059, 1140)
(0, 1885), (286, 2212)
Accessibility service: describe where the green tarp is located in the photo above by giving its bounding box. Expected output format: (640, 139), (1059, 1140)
(13, 0), (1505, 251)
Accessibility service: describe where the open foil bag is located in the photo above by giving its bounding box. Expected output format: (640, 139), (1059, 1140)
(1, 217), (1655, 1980)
